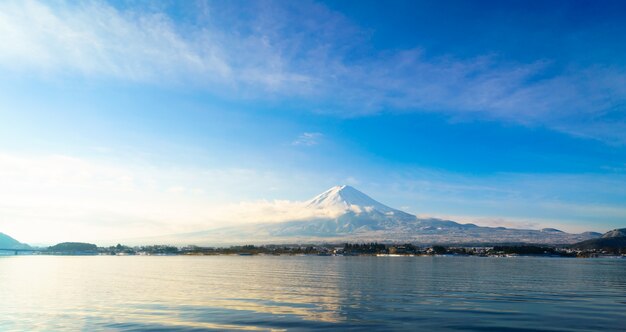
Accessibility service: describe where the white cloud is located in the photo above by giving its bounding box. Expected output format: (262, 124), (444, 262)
(292, 132), (323, 146)
(0, 152), (623, 244)
(382, 171), (626, 232)
(0, 151), (344, 244)
(213, 199), (344, 225)
(0, 0), (309, 92)
(0, 1), (221, 81)
(1, 1), (625, 142)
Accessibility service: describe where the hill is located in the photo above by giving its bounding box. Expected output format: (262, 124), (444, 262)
(0, 232), (30, 249)
(571, 228), (626, 250)
(48, 242), (98, 252)
(601, 228), (626, 238)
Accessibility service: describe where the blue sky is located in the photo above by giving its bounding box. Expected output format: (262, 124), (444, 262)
(0, 0), (625, 243)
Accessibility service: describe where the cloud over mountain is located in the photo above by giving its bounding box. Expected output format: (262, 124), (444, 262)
(164, 185), (601, 245)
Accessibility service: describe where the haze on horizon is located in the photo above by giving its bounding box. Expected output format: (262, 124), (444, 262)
(1, 0), (626, 245)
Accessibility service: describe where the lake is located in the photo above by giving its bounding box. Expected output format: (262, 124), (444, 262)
(0, 256), (625, 331)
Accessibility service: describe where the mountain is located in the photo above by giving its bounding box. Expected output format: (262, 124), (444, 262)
(267, 185), (417, 236)
(601, 228), (626, 238)
(0, 232), (30, 250)
(571, 228), (626, 250)
(175, 185), (602, 245)
(580, 231), (603, 237)
(540, 228), (564, 233)
(306, 185), (402, 215)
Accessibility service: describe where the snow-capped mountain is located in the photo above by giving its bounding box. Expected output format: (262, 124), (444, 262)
(306, 185), (400, 214)
(264, 185), (417, 236)
(169, 185), (601, 245)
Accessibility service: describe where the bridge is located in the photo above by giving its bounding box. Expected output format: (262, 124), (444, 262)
(0, 248), (40, 255)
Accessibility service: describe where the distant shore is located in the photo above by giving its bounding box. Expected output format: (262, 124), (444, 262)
(4, 242), (624, 258)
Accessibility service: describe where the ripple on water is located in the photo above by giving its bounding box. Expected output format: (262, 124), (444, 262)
(0, 256), (625, 331)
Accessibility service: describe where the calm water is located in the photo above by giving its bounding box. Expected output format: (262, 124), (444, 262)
(0, 256), (625, 331)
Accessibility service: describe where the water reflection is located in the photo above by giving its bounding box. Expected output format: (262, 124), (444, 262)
(0, 256), (625, 331)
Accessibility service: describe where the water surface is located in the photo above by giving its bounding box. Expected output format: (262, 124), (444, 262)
(1, 256), (624, 331)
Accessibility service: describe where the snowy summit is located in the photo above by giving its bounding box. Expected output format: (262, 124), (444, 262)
(169, 185), (602, 245)
(306, 185), (397, 214)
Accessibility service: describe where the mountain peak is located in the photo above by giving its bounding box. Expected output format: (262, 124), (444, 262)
(306, 185), (397, 213)
(601, 228), (626, 238)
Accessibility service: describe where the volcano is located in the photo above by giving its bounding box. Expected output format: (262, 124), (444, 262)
(165, 185), (602, 245)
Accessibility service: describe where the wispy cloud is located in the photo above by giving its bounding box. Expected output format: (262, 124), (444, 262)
(1, 151), (623, 243)
(0, 1), (223, 81)
(292, 132), (323, 146)
(1, 0), (625, 142)
(380, 170), (626, 232)
(0, 151), (353, 244)
(0, 152), (309, 243)
(0, 0), (310, 92)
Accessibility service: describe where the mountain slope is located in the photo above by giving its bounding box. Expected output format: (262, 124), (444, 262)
(0, 232), (30, 249)
(268, 185), (417, 236)
(306, 185), (401, 214)
(571, 228), (626, 250)
(169, 185), (602, 245)
(601, 228), (626, 238)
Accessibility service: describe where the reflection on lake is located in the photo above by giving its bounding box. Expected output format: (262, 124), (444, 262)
(1, 256), (625, 331)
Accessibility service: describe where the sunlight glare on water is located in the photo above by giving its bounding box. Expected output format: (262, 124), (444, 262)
(1, 256), (625, 331)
